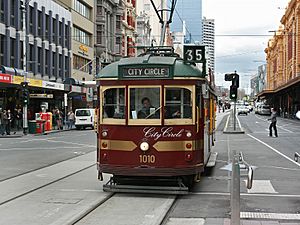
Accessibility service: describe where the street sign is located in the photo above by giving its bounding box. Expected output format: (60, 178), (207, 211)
(183, 45), (205, 63)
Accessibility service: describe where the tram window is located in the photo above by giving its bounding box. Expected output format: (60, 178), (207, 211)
(102, 88), (125, 119)
(165, 88), (192, 119)
(129, 88), (160, 119)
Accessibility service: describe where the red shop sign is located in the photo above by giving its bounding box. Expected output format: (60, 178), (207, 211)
(0, 74), (12, 83)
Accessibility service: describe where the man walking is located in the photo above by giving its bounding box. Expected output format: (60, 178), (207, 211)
(0, 108), (4, 135)
(268, 108), (278, 137)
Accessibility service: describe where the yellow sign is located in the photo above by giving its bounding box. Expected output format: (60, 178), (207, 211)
(12, 76), (42, 87)
(79, 44), (88, 53)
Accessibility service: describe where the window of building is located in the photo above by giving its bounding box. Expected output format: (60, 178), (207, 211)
(96, 25), (104, 45)
(45, 14), (49, 40)
(73, 55), (89, 73)
(45, 49), (49, 75)
(0, 0), (4, 23)
(59, 21), (63, 46)
(116, 15), (121, 29)
(52, 52), (56, 75)
(97, 6), (102, 16)
(65, 24), (69, 48)
(73, 0), (91, 19)
(10, 38), (15, 67)
(37, 47), (42, 74)
(73, 26), (91, 46)
(38, 11), (42, 37)
(28, 44), (34, 72)
(0, 35), (3, 65)
(29, 6), (34, 34)
(10, 0), (15, 27)
(53, 17), (57, 43)
(65, 56), (69, 77)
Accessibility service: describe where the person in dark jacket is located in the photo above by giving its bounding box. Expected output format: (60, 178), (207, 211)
(268, 108), (278, 137)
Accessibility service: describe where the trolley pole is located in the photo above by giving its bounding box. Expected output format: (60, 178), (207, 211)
(21, 1), (29, 135)
(231, 150), (240, 225)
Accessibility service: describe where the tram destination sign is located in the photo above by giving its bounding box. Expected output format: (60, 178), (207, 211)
(121, 66), (171, 79)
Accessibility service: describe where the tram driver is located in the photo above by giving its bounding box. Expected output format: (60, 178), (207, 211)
(138, 97), (159, 119)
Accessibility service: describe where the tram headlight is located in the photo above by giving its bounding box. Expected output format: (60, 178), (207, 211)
(140, 142), (150, 152)
(186, 132), (192, 138)
(102, 131), (108, 137)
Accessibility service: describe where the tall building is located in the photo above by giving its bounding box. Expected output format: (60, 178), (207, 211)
(261, 0), (300, 117)
(94, 0), (123, 63)
(121, 0), (137, 57)
(136, 0), (167, 45)
(171, 0), (202, 44)
(54, 0), (94, 82)
(202, 17), (215, 74)
(0, 0), (72, 113)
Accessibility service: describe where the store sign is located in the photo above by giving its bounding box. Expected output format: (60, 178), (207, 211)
(78, 44), (89, 56)
(12, 76), (42, 87)
(0, 74), (12, 83)
(121, 67), (170, 79)
(71, 85), (82, 93)
(30, 94), (53, 99)
(42, 81), (64, 90)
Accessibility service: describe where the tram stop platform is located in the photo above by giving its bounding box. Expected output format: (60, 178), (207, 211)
(222, 111), (245, 134)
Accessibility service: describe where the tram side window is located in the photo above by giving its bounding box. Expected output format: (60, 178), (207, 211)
(165, 88), (192, 119)
(103, 88), (125, 119)
(129, 88), (160, 119)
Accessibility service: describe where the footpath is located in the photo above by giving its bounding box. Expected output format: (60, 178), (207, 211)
(0, 125), (75, 138)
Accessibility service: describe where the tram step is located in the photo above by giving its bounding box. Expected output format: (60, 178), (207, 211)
(103, 184), (189, 195)
(206, 152), (218, 167)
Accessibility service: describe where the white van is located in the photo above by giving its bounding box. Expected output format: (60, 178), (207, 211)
(75, 108), (95, 129)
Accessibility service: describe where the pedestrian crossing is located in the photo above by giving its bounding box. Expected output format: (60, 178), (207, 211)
(244, 180), (277, 194)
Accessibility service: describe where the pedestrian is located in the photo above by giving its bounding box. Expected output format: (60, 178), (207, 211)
(0, 108), (5, 135)
(15, 109), (23, 132)
(268, 107), (278, 137)
(67, 110), (75, 129)
(55, 109), (63, 130)
(4, 109), (13, 135)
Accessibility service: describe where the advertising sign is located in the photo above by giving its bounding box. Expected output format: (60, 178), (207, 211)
(42, 81), (65, 90)
(0, 74), (12, 83)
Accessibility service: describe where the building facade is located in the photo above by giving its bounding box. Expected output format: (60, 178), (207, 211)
(262, 0), (300, 118)
(0, 0), (72, 115)
(202, 17), (215, 74)
(170, 0), (202, 44)
(95, 0), (123, 63)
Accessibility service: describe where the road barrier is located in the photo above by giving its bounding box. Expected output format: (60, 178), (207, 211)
(231, 151), (254, 225)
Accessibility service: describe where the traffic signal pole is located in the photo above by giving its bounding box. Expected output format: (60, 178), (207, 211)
(233, 100), (236, 131)
(21, 1), (29, 135)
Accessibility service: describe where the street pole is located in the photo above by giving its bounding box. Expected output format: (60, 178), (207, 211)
(233, 100), (236, 131)
(21, 1), (28, 135)
(231, 150), (240, 225)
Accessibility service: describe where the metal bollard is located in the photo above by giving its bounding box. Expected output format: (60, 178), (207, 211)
(295, 152), (300, 162)
(231, 152), (240, 225)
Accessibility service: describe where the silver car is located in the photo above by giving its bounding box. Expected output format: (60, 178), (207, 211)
(259, 105), (271, 115)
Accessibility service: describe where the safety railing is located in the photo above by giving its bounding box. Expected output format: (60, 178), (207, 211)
(231, 151), (254, 225)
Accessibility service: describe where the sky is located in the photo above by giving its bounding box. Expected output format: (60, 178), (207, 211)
(202, 0), (290, 89)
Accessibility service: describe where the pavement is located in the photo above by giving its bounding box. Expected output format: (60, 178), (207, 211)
(0, 125), (76, 138)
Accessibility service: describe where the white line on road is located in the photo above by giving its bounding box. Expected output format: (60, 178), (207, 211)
(191, 192), (300, 198)
(45, 139), (95, 148)
(241, 212), (300, 220)
(247, 134), (300, 167)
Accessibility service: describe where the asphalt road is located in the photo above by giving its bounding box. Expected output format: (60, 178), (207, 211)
(0, 130), (96, 181)
(0, 113), (299, 224)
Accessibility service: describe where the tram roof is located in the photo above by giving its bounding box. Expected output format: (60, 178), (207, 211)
(96, 55), (205, 80)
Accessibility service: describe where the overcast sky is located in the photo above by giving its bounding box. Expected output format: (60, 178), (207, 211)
(202, 0), (290, 88)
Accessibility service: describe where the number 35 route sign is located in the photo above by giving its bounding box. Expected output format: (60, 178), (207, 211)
(183, 45), (206, 63)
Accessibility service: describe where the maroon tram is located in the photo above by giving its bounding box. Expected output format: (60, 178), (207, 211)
(95, 47), (217, 194)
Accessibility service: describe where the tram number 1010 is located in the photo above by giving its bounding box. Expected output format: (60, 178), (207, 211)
(139, 155), (156, 164)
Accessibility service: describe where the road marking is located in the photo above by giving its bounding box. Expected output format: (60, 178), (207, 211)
(0, 146), (95, 151)
(45, 139), (95, 148)
(245, 180), (277, 194)
(240, 212), (300, 220)
(165, 218), (205, 225)
(191, 192), (300, 198)
(247, 134), (300, 167)
(236, 115), (242, 130)
(224, 115), (230, 132)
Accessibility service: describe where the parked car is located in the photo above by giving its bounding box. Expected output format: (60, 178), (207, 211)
(75, 108), (95, 129)
(258, 105), (271, 115)
(237, 105), (248, 115)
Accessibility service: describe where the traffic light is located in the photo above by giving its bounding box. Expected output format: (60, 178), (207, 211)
(230, 85), (237, 100)
(225, 72), (239, 88)
(20, 82), (29, 105)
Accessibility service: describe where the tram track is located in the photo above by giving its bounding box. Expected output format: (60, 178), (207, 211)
(0, 152), (96, 207)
